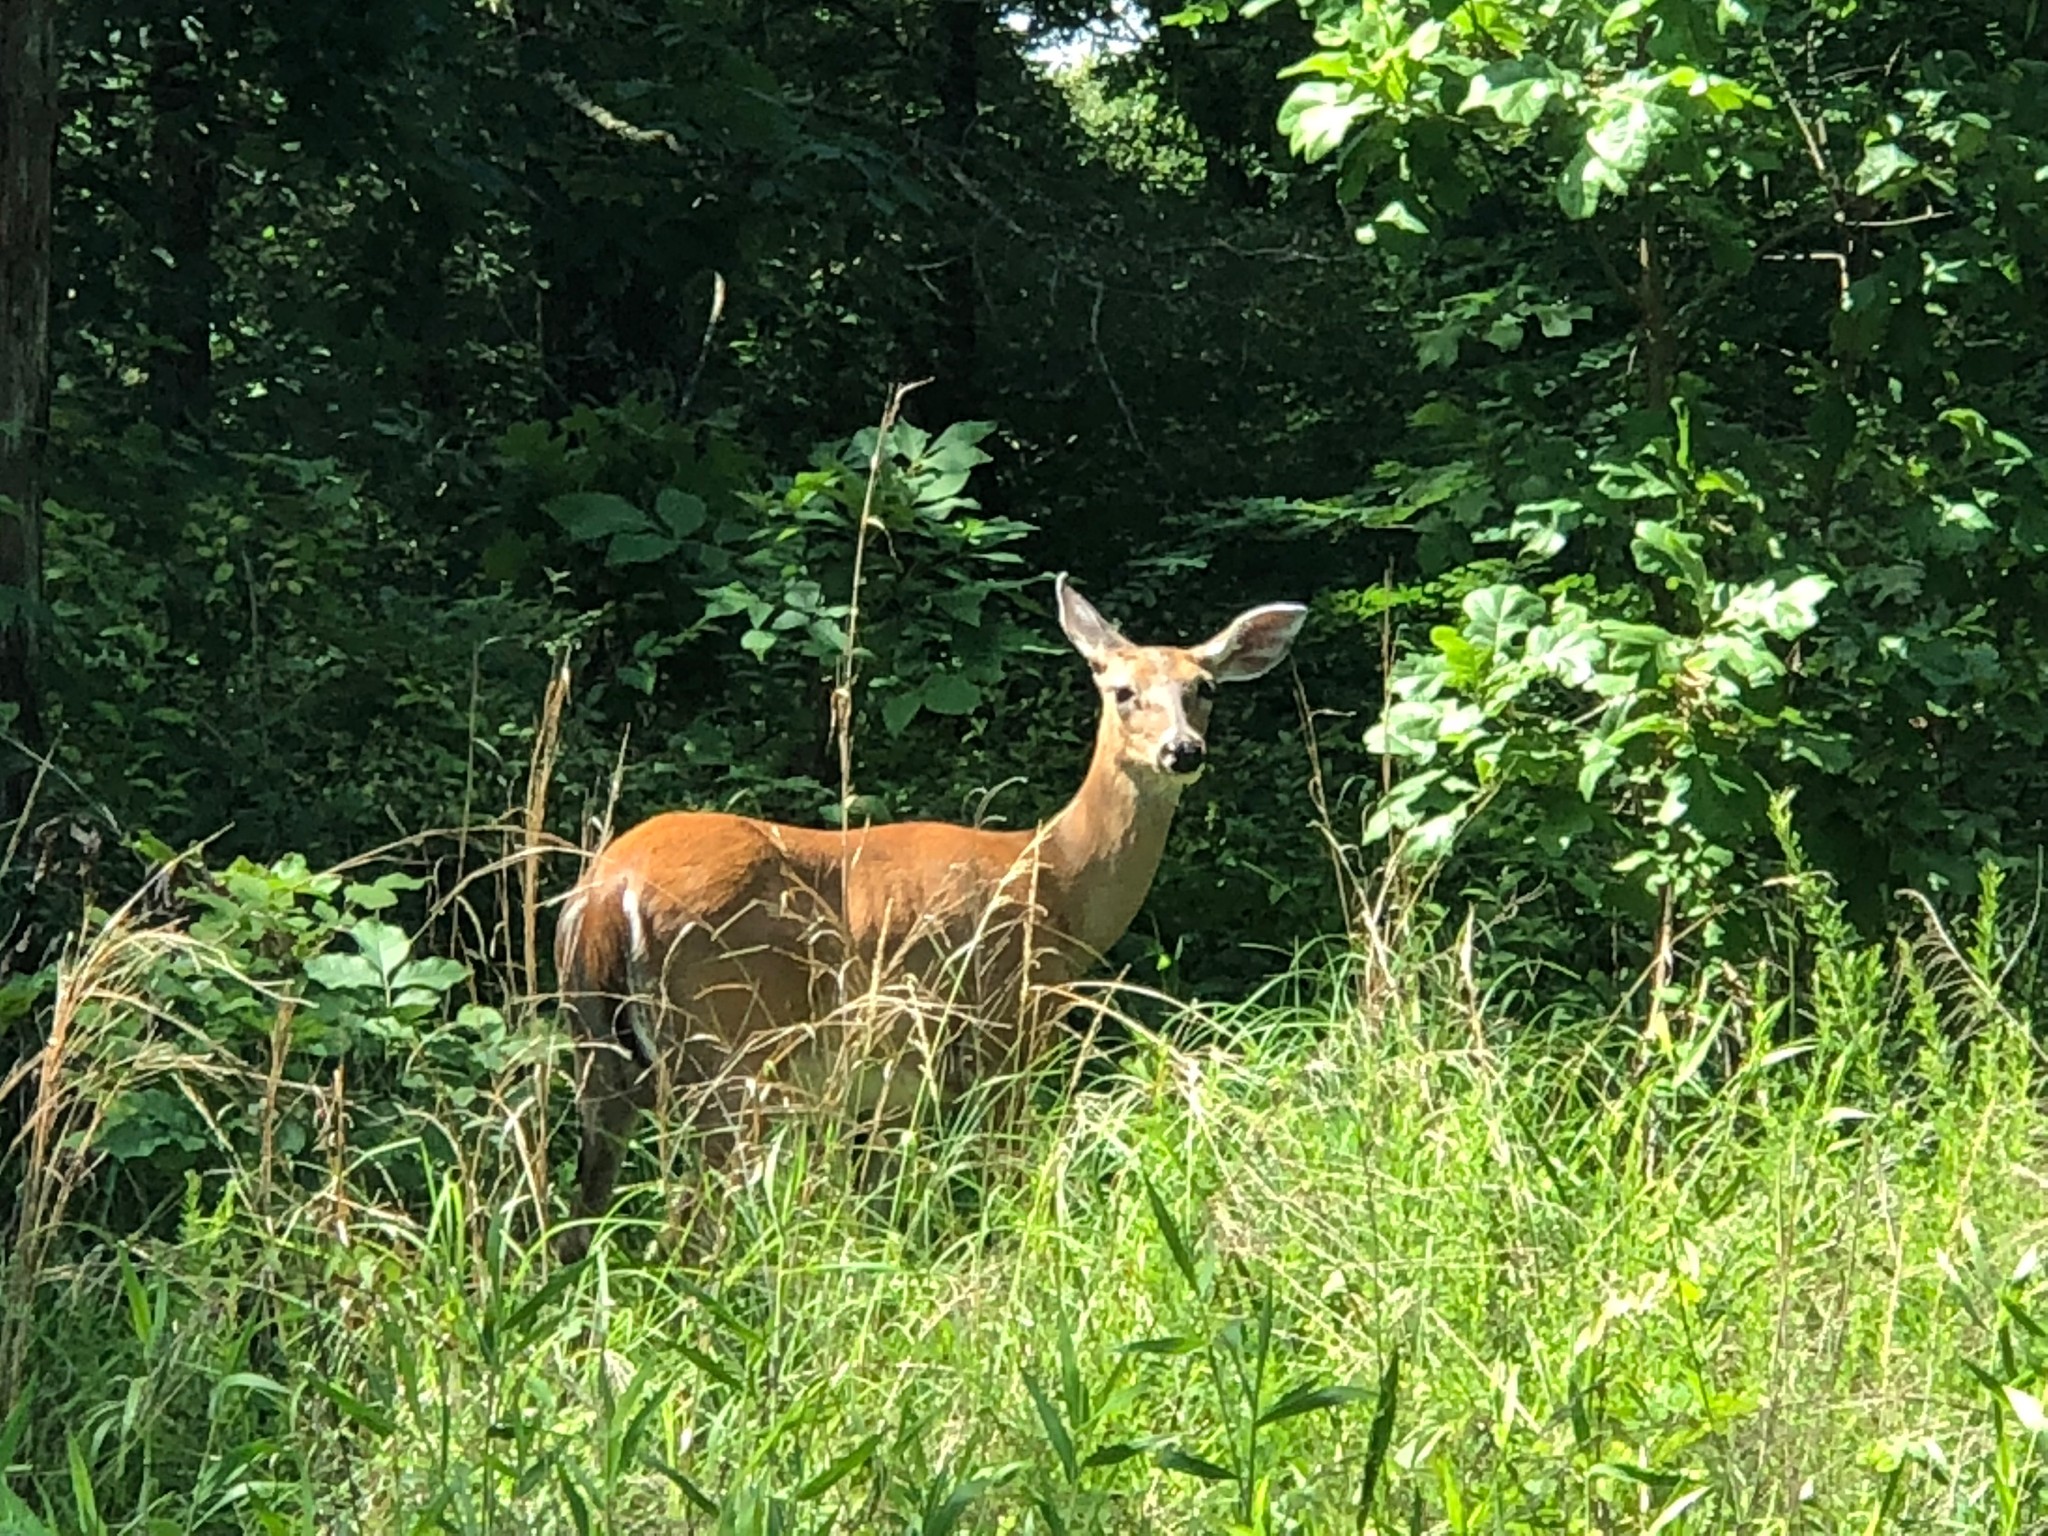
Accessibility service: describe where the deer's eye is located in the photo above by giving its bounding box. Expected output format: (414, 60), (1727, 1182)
(1195, 679), (1218, 701)
(1112, 685), (1137, 706)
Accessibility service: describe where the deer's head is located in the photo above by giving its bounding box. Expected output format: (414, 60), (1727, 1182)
(1056, 575), (1307, 787)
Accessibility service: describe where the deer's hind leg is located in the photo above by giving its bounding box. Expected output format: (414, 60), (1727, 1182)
(557, 1032), (653, 1262)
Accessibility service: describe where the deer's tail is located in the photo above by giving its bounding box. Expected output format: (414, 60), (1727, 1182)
(555, 879), (654, 1074)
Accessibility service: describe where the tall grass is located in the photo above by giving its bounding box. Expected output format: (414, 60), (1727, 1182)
(4, 841), (2048, 1533)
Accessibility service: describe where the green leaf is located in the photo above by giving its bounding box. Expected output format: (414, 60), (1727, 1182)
(794, 1434), (881, 1501)
(1280, 81), (1369, 161)
(393, 957), (469, 994)
(545, 492), (647, 543)
(1460, 70), (1558, 127)
(1761, 574), (1833, 637)
(1580, 738), (1623, 800)
(305, 952), (381, 992)
(1256, 1381), (1371, 1427)
(1586, 97), (1657, 174)
(923, 420), (996, 475)
(606, 531), (681, 566)
(1119, 1334), (1203, 1356)
(921, 674), (983, 715)
(1460, 585), (1544, 654)
(1557, 148), (1608, 219)
(1156, 1447), (1236, 1482)
(922, 1478), (989, 1536)
(740, 630), (776, 658)
(1631, 521), (1712, 600)
(1024, 1373), (1079, 1484)
(1851, 142), (1919, 197)
(1358, 1349), (1401, 1525)
(1416, 324), (1463, 369)
(1082, 1442), (1147, 1468)
(881, 691), (922, 735)
(351, 920), (413, 985)
(1358, 197), (1429, 246)
(1141, 1173), (1203, 1294)
(655, 487), (707, 538)
(0, 1485), (55, 1536)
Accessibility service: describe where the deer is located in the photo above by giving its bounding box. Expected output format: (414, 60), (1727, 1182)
(552, 575), (1306, 1259)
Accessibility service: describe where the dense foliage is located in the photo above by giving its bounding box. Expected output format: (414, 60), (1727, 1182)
(4, 0), (2048, 1526)
(4, 0), (2043, 1004)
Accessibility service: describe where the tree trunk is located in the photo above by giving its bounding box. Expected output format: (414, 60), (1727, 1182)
(927, 0), (981, 427)
(146, 24), (219, 432)
(0, 0), (57, 814)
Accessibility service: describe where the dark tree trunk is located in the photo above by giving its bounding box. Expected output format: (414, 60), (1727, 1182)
(0, 0), (57, 814)
(146, 24), (219, 432)
(928, 0), (981, 427)
(514, 0), (609, 407)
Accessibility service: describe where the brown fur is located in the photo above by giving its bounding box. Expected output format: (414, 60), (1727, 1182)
(553, 578), (1305, 1257)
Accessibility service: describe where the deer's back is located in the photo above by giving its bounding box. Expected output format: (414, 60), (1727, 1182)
(573, 808), (1053, 1000)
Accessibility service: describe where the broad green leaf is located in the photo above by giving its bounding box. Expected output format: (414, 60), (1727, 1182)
(607, 531), (681, 566)
(1525, 621), (1602, 686)
(1461, 585), (1545, 654)
(1631, 521), (1712, 600)
(544, 492), (646, 542)
(1557, 147), (1608, 219)
(1851, 142), (1919, 197)
(1416, 324), (1463, 369)
(1280, 81), (1370, 161)
(1762, 574), (1833, 637)
(1370, 699), (1448, 760)
(654, 487), (707, 538)
(1460, 70), (1558, 127)
(393, 957), (469, 993)
(305, 952), (380, 992)
(1359, 198), (1429, 244)
(922, 674), (983, 715)
(1484, 316), (1526, 350)
(1585, 93), (1668, 178)
(881, 690), (922, 735)
(352, 920), (412, 985)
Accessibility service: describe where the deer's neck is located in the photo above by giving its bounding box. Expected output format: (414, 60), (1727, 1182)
(1031, 713), (1185, 963)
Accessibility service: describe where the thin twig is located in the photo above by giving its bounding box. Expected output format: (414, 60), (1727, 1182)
(1087, 280), (1155, 468)
(675, 270), (728, 417)
(540, 69), (684, 154)
(835, 379), (930, 830)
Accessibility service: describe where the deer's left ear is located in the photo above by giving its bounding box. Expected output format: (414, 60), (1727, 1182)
(1191, 602), (1308, 683)
(1056, 573), (1132, 667)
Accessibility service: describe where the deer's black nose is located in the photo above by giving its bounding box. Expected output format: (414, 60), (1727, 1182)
(1159, 739), (1206, 776)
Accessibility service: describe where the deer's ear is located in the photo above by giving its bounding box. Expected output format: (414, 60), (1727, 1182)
(1056, 574), (1130, 666)
(1192, 602), (1308, 683)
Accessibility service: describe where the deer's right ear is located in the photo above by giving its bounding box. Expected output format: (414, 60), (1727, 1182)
(1192, 601), (1308, 682)
(1056, 574), (1130, 667)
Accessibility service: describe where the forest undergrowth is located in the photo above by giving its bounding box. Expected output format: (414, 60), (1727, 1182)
(5, 803), (2048, 1535)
